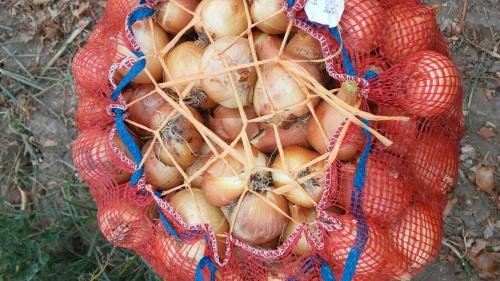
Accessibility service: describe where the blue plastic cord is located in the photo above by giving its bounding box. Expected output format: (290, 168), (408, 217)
(154, 191), (181, 240)
(321, 259), (337, 281)
(287, 0), (295, 8)
(112, 108), (144, 185)
(126, 6), (154, 57)
(111, 58), (146, 101)
(195, 256), (217, 281)
(329, 27), (356, 77)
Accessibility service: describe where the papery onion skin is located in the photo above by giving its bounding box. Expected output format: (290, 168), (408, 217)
(388, 203), (442, 274)
(195, 0), (247, 39)
(283, 205), (317, 256)
(170, 188), (229, 257)
(150, 103), (204, 168)
(116, 21), (169, 84)
(272, 146), (324, 208)
(187, 153), (213, 188)
(224, 192), (290, 244)
(201, 36), (257, 108)
(156, 0), (199, 34)
(251, 120), (309, 153)
(381, 3), (437, 63)
(142, 140), (183, 191)
(398, 51), (460, 118)
(165, 41), (204, 95)
(286, 30), (323, 61)
(250, 0), (289, 35)
(208, 105), (261, 143)
(202, 144), (268, 206)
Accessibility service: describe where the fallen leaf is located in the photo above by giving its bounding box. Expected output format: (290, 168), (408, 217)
(475, 166), (496, 193)
(469, 239), (488, 256)
(72, 3), (91, 19)
(467, 252), (500, 279)
(477, 127), (497, 139)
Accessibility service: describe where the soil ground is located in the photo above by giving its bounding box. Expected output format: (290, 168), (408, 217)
(0, 0), (498, 280)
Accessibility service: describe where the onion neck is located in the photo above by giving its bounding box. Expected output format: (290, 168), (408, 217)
(337, 80), (359, 106)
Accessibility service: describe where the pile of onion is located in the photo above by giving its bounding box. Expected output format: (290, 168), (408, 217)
(157, 0), (199, 34)
(195, 0), (248, 39)
(250, 0), (289, 35)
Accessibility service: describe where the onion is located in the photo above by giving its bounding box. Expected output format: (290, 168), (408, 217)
(253, 32), (284, 60)
(389, 203), (442, 274)
(201, 36), (257, 108)
(75, 96), (114, 131)
(195, 0), (247, 39)
(151, 103), (204, 168)
(164, 41), (217, 109)
(339, 0), (385, 53)
(98, 201), (151, 250)
(115, 21), (169, 84)
(250, 0), (289, 35)
(222, 192), (289, 244)
(208, 105), (261, 143)
(283, 205), (317, 256)
(407, 134), (458, 194)
(170, 188), (229, 257)
(339, 158), (411, 222)
(202, 143), (268, 206)
(398, 51), (460, 118)
(122, 85), (163, 135)
(306, 81), (363, 160)
(381, 3), (437, 63)
(374, 107), (419, 156)
(272, 146), (324, 208)
(328, 215), (389, 276)
(156, 0), (199, 34)
(251, 120), (309, 153)
(143, 140), (183, 191)
(155, 233), (207, 279)
(285, 30), (323, 61)
(258, 237), (280, 249)
(187, 153), (213, 188)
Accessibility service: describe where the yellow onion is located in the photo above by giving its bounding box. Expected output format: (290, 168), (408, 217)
(250, 0), (289, 35)
(115, 21), (169, 84)
(258, 237), (280, 249)
(201, 36), (257, 108)
(142, 140), (183, 191)
(388, 203), (442, 275)
(202, 143), (268, 206)
(155, 233), (207, 279)
(195, 0), (247, 39)
(208, 105), (261, 143)
(285, 30), (323, 61)
(222, 192), (289, 244)
(97, 201), (151, 250)
(122, 85), (163, 135)
(306, 81), (363, 160)
(187, 153), (213, 188)
(283, 205), (317, 256)
(156, 0), (199, 34)
(272, 146), (324, 208)
(170, 188), (229, 257)
(151, 103), (204, 168)
(250, 120), (309, 153)
(253, 35), (321, 122)
(164, 41), (216, 109)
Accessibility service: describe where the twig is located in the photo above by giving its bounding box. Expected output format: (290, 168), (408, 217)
(41, 19), (90, 75)
(462, 33), (500, 59)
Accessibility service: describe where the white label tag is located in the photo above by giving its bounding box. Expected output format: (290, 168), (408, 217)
(304, 0), (345, 28)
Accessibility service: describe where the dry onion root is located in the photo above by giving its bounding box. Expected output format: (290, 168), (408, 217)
(150, 103), (204, 169)
(202, 144), (268, 206)
(164, 41), (217, 109)
(156, 0), (199, 34)
(201, 36), (257, 108)
(195, 0), (248, 39)
(272, 146), (324, 208)
(250, 0), (289, 35)
(115, 20), (169, 84)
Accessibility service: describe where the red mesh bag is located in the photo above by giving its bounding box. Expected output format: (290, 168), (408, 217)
(71, 0), (463, 280)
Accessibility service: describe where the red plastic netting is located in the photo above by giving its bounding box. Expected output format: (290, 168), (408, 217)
(71, 0), (463, 280)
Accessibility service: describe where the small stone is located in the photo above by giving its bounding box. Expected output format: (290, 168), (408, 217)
(483, 226), (494, 239)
